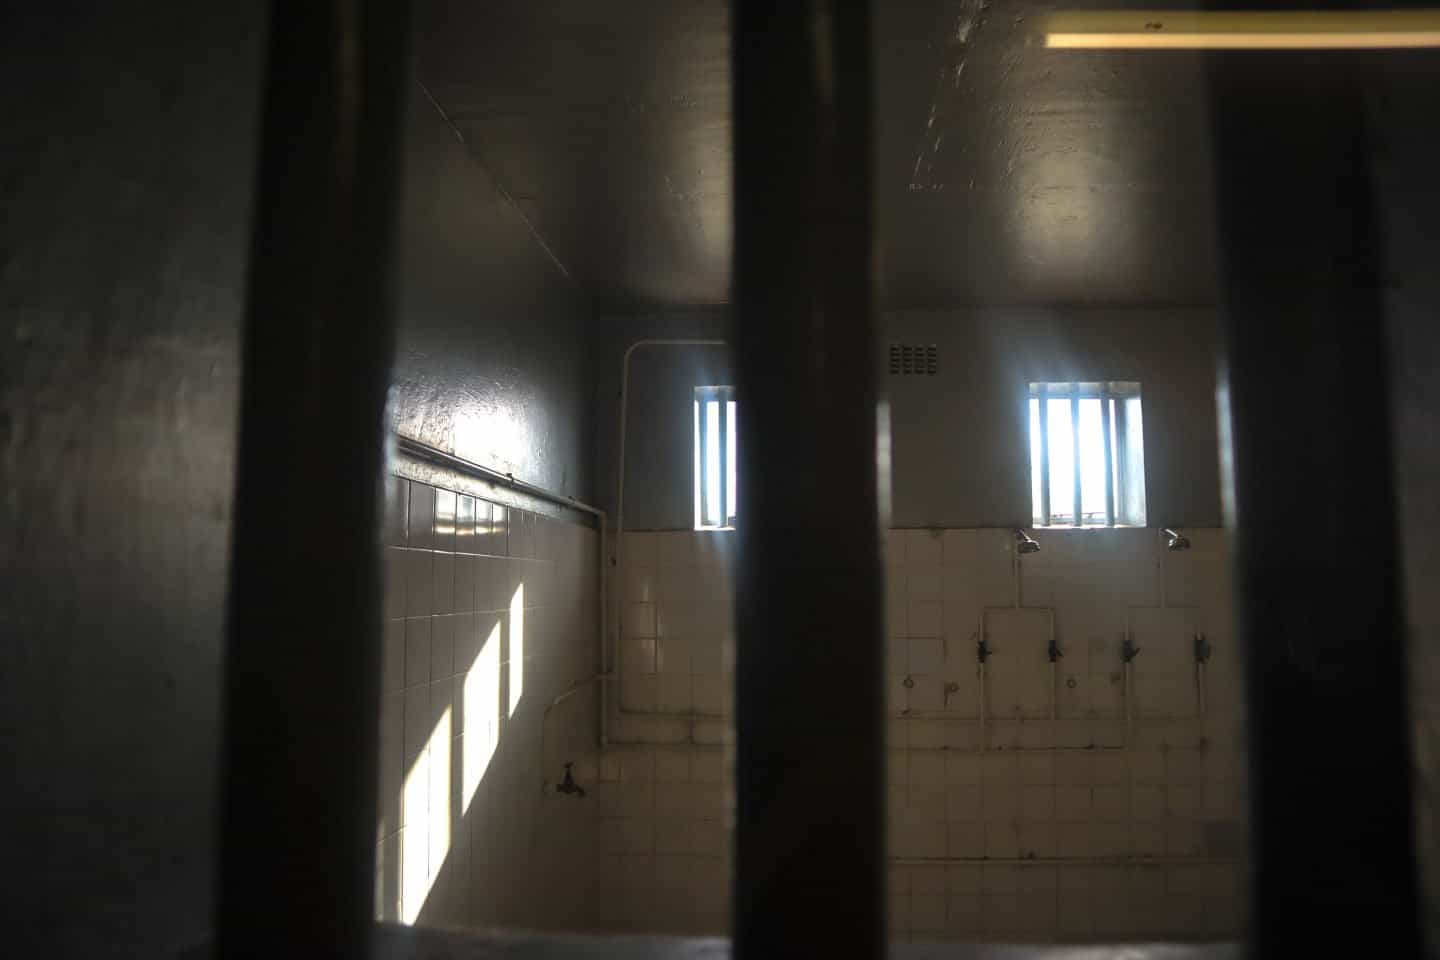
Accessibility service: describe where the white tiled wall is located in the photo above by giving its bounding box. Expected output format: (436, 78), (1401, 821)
(601, 526), (1246, 940)
(377, 474), (602, 930)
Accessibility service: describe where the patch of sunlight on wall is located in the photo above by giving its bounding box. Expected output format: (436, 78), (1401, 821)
(401, 706), (451, 925)
(393, 589), (527, 925)
(509, 582), (524, 717)
(463, 619), (502, 814)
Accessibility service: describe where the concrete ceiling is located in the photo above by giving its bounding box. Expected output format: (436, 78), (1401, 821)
(413, 0), (1217, 309)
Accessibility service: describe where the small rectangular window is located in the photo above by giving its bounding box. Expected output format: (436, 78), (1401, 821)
(694, 386), (737, 530)
(1028, 381), (1146, 527)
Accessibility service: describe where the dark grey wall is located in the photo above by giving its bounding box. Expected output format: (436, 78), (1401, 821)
(0, 6), (263, 955)
(390, 79), (590, 501)
(597, 308), (1222, 531)
(0, 9), (591, 954)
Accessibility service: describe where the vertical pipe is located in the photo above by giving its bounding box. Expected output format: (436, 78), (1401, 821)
(1070, 383), (1082, 526)
(732, 3), (883, 957)
(217, 3), (408, 957)
(1100, 387), (1116, 527)
(1206, 39), (1418, 956)
(1038, 384), (1051, 526)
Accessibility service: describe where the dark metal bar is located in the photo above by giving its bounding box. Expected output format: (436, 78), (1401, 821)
(217, 3), (409, 957)
(1038, 384), (1051, 525)
(1100, 387), (1115, 527)
(1205, 39), (1419, 957)
(395, 434), (603, 519)
(731, 2), (883, 957)
(1070, 383), (1082, 527)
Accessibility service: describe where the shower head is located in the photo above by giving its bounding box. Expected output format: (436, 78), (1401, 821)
(1162, 528), (1191, 551)
(1014, 529), (1041, 555)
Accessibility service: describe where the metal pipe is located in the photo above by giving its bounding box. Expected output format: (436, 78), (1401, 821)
(538, 673), (612, 794)
(977, 662), (988, 752)
(732, 1), (882, 954)
(217, 3), (408, 956)
(610, 338), (727, 726)
(396, 434), (603, 518)
(396, 434), (612, 748)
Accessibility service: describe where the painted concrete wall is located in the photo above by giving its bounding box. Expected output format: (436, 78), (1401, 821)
(595, 308), (1222, 532)
(0, 10), (593, 953)
(392, 81), (591, 501)
(0, 7), (264, 955)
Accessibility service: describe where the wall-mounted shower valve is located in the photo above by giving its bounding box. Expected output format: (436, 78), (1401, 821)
(1048, 638), (1063, 662)
(1194, 632), (1212, 664)
(1121, 637), (1140, 663)
(977, 637), (991, 663)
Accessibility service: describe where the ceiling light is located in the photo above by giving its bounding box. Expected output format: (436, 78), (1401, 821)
(1043, 10), (1440, 50)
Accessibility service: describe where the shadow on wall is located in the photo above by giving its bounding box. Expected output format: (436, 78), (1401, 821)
(376, 475), (601, 930)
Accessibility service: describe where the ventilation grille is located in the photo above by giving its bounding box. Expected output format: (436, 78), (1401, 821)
(888, 343), (939, 376)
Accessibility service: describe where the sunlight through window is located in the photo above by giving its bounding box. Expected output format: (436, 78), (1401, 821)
(508, 583), (524, 717)
(400, 706), (453, 925)
(462, 619), (501, 814)
(1029, 381), (1146, 527)
(693, 385), (737, 530)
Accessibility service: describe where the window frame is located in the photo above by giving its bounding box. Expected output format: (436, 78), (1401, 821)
(1029, 380), (1144, 528)
(693, 385), (737, 531)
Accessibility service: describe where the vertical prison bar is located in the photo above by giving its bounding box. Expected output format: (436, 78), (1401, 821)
(731, 2), (885, 957)
(217, 3), (409, 957)
(1206, 38), (1419, 957)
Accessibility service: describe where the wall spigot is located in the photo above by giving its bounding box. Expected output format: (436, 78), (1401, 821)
(555, 761), (586, 798)
(1194, 632), (1212, 664)
(1121, 637), (1140, 663)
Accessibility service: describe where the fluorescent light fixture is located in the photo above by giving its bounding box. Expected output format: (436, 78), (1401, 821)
(1043, 10), (1440, 49)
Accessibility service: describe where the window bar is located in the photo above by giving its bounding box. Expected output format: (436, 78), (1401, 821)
(1113, 395), (1129, 524)
(1038, 384), (1051, 525)
(717, 394), (729, 527)
(1070, 383), (1082, 526)
(1099, 385), (1116, 527)
(698, 395), (711, 527)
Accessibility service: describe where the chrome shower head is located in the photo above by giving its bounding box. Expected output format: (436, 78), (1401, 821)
(1014, 529), (1041, 554)
(1162, 528), (1191, 551)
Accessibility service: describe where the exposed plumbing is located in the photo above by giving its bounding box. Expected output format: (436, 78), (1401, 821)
(1162, 527), (1191, 551)
(555, 762), (586, 798)
(1013, 528), (1041, 554)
